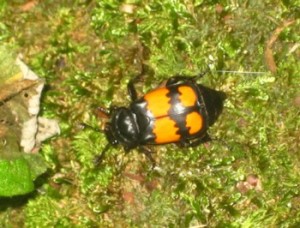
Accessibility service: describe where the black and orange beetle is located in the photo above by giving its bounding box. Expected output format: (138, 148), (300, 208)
(94, 73), (226, 164)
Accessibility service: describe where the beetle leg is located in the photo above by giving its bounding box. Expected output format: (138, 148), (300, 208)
(94, 143), (110, 166)
(127, 79), (139, 101)
(96, 105), (121, 118)
(166, 70), (209, 86)
(198, 133), (212, 144)
(139, 146), (156, 168)
(166, 75), (194, 86)
(127, 66), (146, 101)
(128, 74), (144, 101)
(194, 68), (209, 80)
(177, 133), (212, 147)
(124, 145), (156, 167)
(127, 62), (150, 101)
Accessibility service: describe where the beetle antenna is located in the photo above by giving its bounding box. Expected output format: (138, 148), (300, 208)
(78, 123), (103, 133)
(94, 143), (110, 166)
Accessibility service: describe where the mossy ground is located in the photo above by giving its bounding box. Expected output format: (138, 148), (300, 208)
(0, 0), (299, 227)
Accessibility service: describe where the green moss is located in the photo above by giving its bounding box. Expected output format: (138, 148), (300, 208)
(0, 0), (299, 226)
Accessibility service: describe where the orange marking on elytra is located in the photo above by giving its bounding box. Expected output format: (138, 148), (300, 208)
(178, 86), (197, 107)
(186, 111), (203, 135)
(144, 87), (171, 117)
(153, 117), (180, 144)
